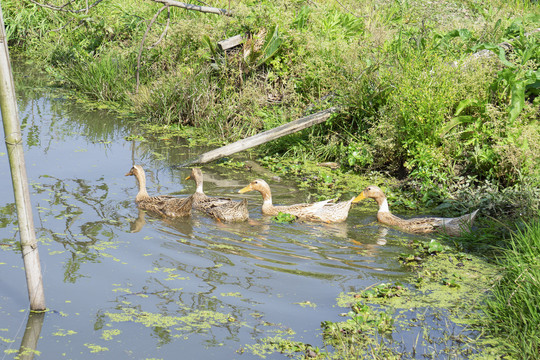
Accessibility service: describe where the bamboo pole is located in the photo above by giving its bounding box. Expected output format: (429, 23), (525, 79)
(0, 5), (46, 310)
(183, 107), (339, 166)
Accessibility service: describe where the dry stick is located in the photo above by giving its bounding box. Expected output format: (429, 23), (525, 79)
(136, 5), (169, 94)
(28, 0), (105, 13)
(0, 4), (46, 311)
(48, 17), (75, 34)
(183, 107), (340, 166)
(149, 6), (171, 49)
(151, 0), (231, 16)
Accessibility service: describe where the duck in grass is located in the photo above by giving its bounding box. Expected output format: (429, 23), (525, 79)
(238, 179), (358, 223)
(125, 165), (193, 217)
(185, 168), (249, 222)
(354, 185), (479, 236)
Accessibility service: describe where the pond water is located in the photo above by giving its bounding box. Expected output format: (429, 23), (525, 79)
(1, 66), (468, 359)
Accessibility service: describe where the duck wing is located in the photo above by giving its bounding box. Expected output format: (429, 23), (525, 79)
(274, 199), (334, 216)
(378, 209), (479, 236)
(138, 195), (193, 217)
(302, 198), (355, 223)
(206, 198), (249, 222)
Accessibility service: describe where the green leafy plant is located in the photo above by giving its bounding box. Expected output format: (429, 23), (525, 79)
(360, 283), (406, 299)
(399, 239), (446, 265)
(319, 10), (364, 40)
(473, 23), (539, 123)
(202, 35), (227, 71)
(292, 6), (310, 31)
(271, 212), (296, 223)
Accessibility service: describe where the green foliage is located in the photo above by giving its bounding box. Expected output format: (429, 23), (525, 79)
(399, 239), (447, 265)
(256, 25), (283, 67)
(318, 10), (364, 40)
(130, 67), (217, 127)
(2, 1), (60, 46)
(271, 212), (296, 223)
(4, 0), (539, 214)
(321, 302), (394, 353)
(292, 6), (310, 31)
(359, 283), (405, 299)
(52, 51), (135, 102)
(485, 218), (540, 359)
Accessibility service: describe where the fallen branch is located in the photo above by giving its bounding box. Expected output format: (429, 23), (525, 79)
(136, 5), (170, 93)
(151, 0), (231, 16)
(28, 0), (105, 13)
(182, 107), (340, 166)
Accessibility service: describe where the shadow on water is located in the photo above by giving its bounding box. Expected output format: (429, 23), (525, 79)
(0, 62), (484, 359)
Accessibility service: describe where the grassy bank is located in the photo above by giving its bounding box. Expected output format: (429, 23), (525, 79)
(3, 0), (539, 218)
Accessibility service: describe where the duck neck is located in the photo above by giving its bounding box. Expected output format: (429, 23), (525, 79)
(195, 179), (204, 194)
(376, 197), (390, 213)
(259, 188), (274, 211)
(135, 173), (150, 202)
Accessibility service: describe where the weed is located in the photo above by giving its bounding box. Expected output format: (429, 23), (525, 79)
(484, 218), (540, 359)
(271, 212), (296, 223)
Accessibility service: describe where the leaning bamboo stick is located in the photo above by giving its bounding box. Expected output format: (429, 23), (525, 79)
(183, 107), (339, 166)
(0, 4), (46, 311)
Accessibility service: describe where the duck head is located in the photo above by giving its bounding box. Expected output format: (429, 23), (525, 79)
(238, 179), (270, 194)
(353, 185), (387, 208)
(185, 168), (204, 193)
(239, 179), (273, 204)
(185, 168), (203, 182)
(125, 165), (144, 178)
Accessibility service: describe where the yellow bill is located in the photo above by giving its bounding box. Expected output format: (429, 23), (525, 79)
(352, 192), (366, 203)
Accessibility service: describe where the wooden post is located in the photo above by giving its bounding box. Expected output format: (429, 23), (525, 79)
(183, 107), (339, 165)
(0, 5), (46, 310)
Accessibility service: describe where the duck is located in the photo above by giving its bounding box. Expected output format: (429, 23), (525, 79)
(354, 185), (479, 236)
(185, 168), (249, 222)
(303, 196), (358, 223)
(238, 179), (355, 222)
(125, 165), (193, 217)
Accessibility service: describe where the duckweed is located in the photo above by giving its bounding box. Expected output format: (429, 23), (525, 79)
(84, 343), (109, 353)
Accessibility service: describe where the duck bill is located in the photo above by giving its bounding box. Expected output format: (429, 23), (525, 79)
(238, 184), (253, 194)
(125, 170), (134, 176)
(352, 192), (366, 203)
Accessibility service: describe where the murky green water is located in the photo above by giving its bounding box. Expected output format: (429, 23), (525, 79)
(0, 67), (455, 359)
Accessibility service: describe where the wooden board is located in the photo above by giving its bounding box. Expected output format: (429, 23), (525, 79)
(218, 35), (244, 51)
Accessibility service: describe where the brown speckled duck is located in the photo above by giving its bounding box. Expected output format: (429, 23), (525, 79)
(126, 165), (193, 217)
(354, 185), (478, 236)
(238, 179), (355, 222)
(185, 168), (249, 222)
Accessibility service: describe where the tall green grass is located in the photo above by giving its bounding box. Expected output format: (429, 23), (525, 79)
(4, 0), (539, 215)
(54, 51), (136, 103)
(485, 218), (540, 358)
